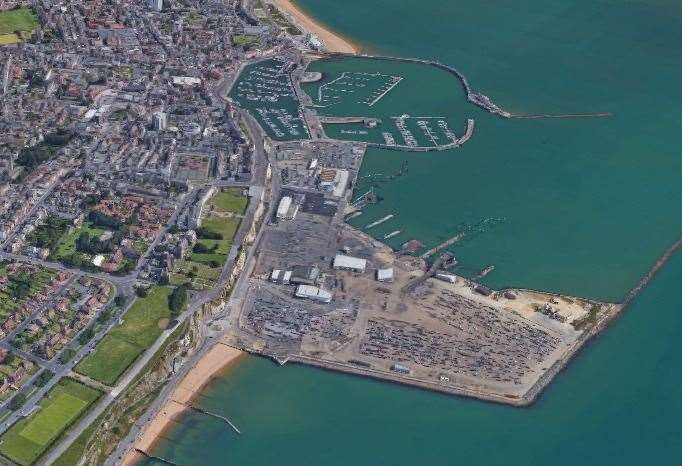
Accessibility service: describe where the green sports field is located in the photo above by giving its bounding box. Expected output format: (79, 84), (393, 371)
(0, 378), (101, 465)
(75, 286), (172, 385)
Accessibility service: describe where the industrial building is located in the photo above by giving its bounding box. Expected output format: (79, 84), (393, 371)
(295, 284), (332, 304)
(270, 269), (292, 284)
(276, 195), (301, 220)
(435, 272), (457, 284)
(276, 196), (291, 219)
(333, 254), (367, 273)
(376, 268), (394, 282)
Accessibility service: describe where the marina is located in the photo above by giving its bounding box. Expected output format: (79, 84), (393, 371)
(230, 57), (310, 140)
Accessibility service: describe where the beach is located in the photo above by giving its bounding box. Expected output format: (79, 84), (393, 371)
(121, 343), (244, 465)
(269, 0), (358, 53)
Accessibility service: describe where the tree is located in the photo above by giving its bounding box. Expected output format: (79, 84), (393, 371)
(114, 295), (127, 308)
(168, 285), (188, 317)
(35, 370), (54, 387)
(8, 392), (28, 411)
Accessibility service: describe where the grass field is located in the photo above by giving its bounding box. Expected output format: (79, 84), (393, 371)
(209, 188), (249, 215)
(201, 216), (241, 240)
(0, 33), (17, 45)
(172, 189), (247, 287)
(53, 222), (106, 261)
(0, 378), (101, 466)
(75, 287), (172, 385)
(232, 34), (259, 47)
(0, 8), (38, 44)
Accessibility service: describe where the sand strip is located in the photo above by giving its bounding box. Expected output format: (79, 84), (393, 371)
(270, 0), (359, 53)
(121, 343), (244, 465)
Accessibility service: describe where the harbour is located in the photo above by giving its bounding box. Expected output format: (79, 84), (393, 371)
(142, 0), (682, 465)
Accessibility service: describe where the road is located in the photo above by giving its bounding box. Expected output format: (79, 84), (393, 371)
(0, 275), (122, 435)
(40, 101), (272, 466)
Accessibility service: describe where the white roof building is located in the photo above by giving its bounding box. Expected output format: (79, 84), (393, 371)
(295, 285), (332, 304)
(333, 254), (367, 273)
(92, 255), (105, 267)
(435, 272), (457, 284)
(276, 196), (292, 219)
(376, 268), (394, 282)
(172, 76), (202, 87)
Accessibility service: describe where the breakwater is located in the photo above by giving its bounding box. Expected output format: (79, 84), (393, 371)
(316, 52), (611, 121)
(524, 234), (682, 404)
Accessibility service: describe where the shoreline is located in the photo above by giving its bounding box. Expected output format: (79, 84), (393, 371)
(268, 0), (359, 54)
(120, 343), (245, 466)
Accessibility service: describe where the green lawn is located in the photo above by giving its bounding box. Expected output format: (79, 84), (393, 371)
(0, 33), (17, 45)
(232, 34), (259, 48)
(196, 238), (232, 254)
(75, 287), (172, 385)
(0, 8), (38, 35)
(190, 252), (228, 265)
(53, 222), (106, 260)
(74, 336), (141, 386)
(0, 379), (101, 466)
(209, 188), (248, 215)
(201, 216), (241, 240)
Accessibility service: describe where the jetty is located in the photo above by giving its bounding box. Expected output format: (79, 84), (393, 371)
(135, 449), (180, 466)
(420, 232), (465, 259)
(188, 405), (242, 434)
(383, 230), (401, 240)
(402, 252), (455, 293)
(365, 214), (394, 229)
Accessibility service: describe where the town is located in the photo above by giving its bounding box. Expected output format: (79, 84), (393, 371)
(0, 0), (624, 465)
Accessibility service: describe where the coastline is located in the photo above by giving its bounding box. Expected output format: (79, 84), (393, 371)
(269, 0), (359, 54)
(120, 343), (244, 466)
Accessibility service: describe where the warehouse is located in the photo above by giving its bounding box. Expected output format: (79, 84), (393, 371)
(295, 284), (333, 304)
(333, 254), (367, 273)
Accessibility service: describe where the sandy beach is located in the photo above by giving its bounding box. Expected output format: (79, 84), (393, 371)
(269, 0), (358, 53)
(121, 343), (244, 465)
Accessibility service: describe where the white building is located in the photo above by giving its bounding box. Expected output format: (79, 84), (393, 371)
(276, 196), (299, 220)
(148, 0), (163, 11)
(276, 196), (291, 219)
(333, 254), (367, 273)
(92, 255), (105, 267)
(435, 272), (457, 284)
(295, 285), (332, 304)
(153, 111), (167, 131)
(376, 268), (394, 283)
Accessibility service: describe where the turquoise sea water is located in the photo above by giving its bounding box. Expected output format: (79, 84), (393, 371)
(293, 0), (682, 302)
(147, 251), (682, 465)
(145, 1), (682, 464)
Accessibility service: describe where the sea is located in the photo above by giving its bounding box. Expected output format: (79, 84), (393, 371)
(143, 1), (682, 464)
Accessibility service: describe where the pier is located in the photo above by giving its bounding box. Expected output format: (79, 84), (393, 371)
(135, 448), (180, 466)
(402, 252), (455, 293)
(365, 214), (394, 229)
(420, 232), (465, 259)
(188, 405), (242, 434)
